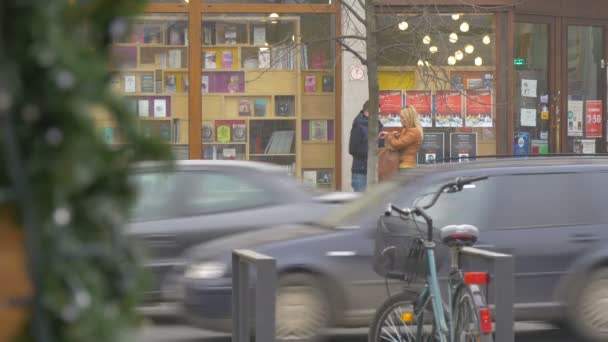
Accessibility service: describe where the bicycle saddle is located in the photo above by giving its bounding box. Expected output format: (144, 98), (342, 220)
(440, 225), (479, 247)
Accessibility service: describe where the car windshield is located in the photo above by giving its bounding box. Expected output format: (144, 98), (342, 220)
(317, 171), (425, 228)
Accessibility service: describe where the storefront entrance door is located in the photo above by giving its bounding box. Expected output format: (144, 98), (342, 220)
(513, 17), (556, 155)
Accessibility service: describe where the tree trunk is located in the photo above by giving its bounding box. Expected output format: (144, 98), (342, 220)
(365, 0), (380, 186)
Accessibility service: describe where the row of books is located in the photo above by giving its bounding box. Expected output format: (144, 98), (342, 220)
(237, 97), (294, 117)
(115, 23), (188, 46)
(300, 45), (329, 70)
(126, 97), (171, 118)
(304, 75), (334, 93)
(118, 73), (189, 94)
(204, 51), (234, 69)
(102, 119), (180, 144)
(150, 49), (184, 69)
(202, 22), (267, 46)
(265, 130), (295, 154)
(203, 145), (246, 160)
(202, 121), (247, 143)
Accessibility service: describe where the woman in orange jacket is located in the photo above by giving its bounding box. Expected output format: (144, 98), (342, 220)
(379, 105), (424, 172)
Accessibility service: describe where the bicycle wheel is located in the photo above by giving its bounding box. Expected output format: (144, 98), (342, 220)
(368, 291), (438, 342)
(452, 284), (493, 342)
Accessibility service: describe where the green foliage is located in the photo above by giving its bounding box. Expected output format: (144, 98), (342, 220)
(0, 0), (171, 340)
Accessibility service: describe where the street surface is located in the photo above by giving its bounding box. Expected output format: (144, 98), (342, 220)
(137, 322), (577, 342)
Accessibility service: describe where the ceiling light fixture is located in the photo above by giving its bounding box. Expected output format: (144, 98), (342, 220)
(398, 21), (409, 31)
(449, 33), (458, 43)
(417, 59), (425, 66)
(465, 44), (475, 54)
(460, 22), (470, 32)
(429, 46), (438, 53)
(452, 14), (460, 20)
(423, 35), (432, 45)
(448, 56), (457, 65)
(483, 35), (491, 45)
(475, 57), (483, 66)
(455, 50), (464, 60)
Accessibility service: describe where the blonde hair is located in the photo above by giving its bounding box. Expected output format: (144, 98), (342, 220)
(400, 105), (424, 136)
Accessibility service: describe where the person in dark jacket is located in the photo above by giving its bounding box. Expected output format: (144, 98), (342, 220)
(349, 100), (383, 192)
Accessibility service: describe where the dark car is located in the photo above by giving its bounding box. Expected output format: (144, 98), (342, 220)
(177, 157), (608, 342)
(126, 160), (355, 312)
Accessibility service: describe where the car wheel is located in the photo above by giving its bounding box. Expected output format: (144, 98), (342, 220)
(275, 273), (329, 342)
(570, 268), (608, 342)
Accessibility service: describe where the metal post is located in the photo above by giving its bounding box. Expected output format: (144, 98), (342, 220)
(232, 249), (277, 342)
(493, 254), (515, 342)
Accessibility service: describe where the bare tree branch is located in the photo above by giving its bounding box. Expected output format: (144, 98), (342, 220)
(336, 39), (368, 65)
(341, 0), (367, 26)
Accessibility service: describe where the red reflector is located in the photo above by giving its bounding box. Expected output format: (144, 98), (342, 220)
(464, 272), (490, 285)
(479, 308), (492, 334)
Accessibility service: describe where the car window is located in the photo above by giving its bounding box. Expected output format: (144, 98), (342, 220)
(485, 173), (594, 229)
(130, 172), (180, 221)
(421, 177), (493, 230)
(181, 172), (274, 215)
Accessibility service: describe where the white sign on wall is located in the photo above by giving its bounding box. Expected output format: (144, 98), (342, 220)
(349, 65), (367, 81)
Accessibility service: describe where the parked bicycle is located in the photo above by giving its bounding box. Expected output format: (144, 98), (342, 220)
(369, 176), (493, 342)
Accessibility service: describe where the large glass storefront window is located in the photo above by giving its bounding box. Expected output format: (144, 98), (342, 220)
(566, 25), (604, 153)
(201, 13), (337, 190)
(376, 13), (496, 163)
(514, 22), (550, 155)
(107, 14), (190, 159)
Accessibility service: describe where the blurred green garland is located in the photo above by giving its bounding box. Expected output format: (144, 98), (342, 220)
(0, 0), (171, 341)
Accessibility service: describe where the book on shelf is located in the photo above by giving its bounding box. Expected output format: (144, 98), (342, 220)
(275, 96), (295, 117)
(311, 49), (326, 69)
(153, 99), (167, 118)
(201, 75), (209, 94)
(238, 99), (252, 116)
(165, 75), (177, 93)
(316, 170), (332, 185)
(301, 44), (308, 70)
(141, 74), (154, 93)
(254, 98), (267, 117)
(216, 121), (232, 142)
(168, 26), (184, 45)
(203, 145), (217, 160)
(265, 130), (294, 154)
(305, 75), (317, 93)
(221, 51), (233, 69)
(138, 99), (149, 117)
(127, 98), (137, 115)
(243, 58), (258, 70)
(204, 52), (217, 69)
(124, 75), (136, 93)
(253, 26), (266, 46)
(159, 121), (171, 142)
(130, 24), (144, 44)
(310, 120), (328, 141)
(110, 74), (121, 93)
(202, 123), (214, 142)
(155, 70), (163, 94)
(302, 170), (316, 188)
(271, 43), (296, 70)
(173, 118), (180, 143)
(168, 49), (182, 68)
(322, 75), (334, 92)
(258, 49), (270, 69)
(222, 148), (237, 160)
(224, 26), (237, 44)
(154, 53), (167, 68)
(231, 122), (247, 142)
(182, 74), (190, 93)
(202, 23), (216, 45)
(102, 127), (114, 144)
(144, 26), (162, 44)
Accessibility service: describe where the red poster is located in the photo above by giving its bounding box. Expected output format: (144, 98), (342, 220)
(435, 91), (463, 127)
(465, 90), (493, 127)
(379, 90), (403, 127)
(586, 100), (603, 138)
(406, 90), (433, 127)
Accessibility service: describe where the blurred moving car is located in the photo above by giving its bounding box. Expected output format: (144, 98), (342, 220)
(178, 157), (608, 342)
(127, 160), (355, 311)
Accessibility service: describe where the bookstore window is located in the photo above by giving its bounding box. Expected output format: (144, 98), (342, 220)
(201, 13), (338, 190)
(376, 13), (496, 163)
(201, 0), (331, 4)
(107, 14), (190, 159)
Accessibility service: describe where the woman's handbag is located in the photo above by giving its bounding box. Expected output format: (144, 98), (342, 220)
(377, 146), (400, 181)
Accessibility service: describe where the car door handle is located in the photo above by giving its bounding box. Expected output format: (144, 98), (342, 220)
(569, 234), (599, 243)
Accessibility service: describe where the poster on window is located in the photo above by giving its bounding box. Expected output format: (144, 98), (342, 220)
(449, 133), (477, 161)
(451, 71), (494, 91)
(405, 90), (433, 127)
(586, 100), (603, 138)
(436, 91), (463, 127)
(417, 132), (445, 164)
(513, 132), (530, 155)
(379, 89), (403, 127)
(573, 139), (596, 154)
(567, 100), (584, 136)
(464, 90), (492, 127)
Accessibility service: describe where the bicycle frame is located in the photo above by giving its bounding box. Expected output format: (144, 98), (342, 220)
(414, 243), (467, 342)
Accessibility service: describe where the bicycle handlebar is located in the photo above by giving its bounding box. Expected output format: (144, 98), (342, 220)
(386, 175), (488, 242)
